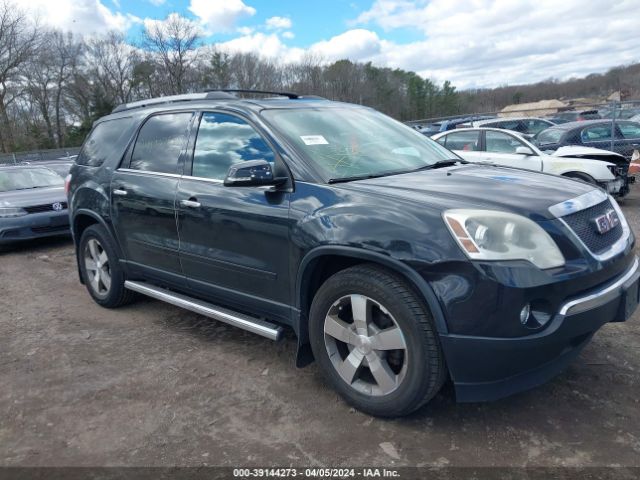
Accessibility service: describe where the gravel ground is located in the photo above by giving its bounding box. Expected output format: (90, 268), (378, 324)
(0, 189), (639, 469)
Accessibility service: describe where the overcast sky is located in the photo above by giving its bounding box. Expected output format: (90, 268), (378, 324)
(13, 0), (640, 89)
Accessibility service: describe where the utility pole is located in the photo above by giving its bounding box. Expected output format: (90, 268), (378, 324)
(610, 100), (616, 152)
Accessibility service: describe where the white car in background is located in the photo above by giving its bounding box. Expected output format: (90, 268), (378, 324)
(432, 127), (627, 196)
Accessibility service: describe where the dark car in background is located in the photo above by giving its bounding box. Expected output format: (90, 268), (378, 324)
(546, 110), (601, 124)
(68, 90), (638, 417)
(0, 165), (70, 245)
(536, 120), (640, 160)
(416, 116), (494, 136)
(466, 116), (556, 138)
(599, 107), (640, 120)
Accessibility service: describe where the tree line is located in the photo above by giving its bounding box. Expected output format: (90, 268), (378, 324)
(0, 4), (462, 153)
(2, 0), (639, 153)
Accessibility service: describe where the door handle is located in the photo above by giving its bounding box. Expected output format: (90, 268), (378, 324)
(113, 189), (127, 196)
(180, 199), (201, 208)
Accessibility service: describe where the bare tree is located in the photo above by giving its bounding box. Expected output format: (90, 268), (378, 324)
(50, 31), (82, 147)
(142, 13), (201, 95)
(88, 31), (138, 105)
(0, 0), (38, 152)
(24, 35), (56, 146)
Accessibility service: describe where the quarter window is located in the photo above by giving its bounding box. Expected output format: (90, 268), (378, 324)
(77, 117), (135, 167)
(130, 113), (193, 174)
(443, 131), (480, 151)
(191, 113), (275, 180)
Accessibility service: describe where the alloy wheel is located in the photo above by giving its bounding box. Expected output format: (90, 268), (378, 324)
(84, 238), (112, 297)
(323, 294), (408, 396)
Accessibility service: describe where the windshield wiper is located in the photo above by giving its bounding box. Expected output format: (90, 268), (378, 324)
(328, 172), (393, 184)
(417, 159), (469, 170)
(327, 159), (468, 184)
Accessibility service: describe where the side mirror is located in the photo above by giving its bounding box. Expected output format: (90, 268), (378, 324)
(223, 160), (287, 187)
(515, 146), (534, 155)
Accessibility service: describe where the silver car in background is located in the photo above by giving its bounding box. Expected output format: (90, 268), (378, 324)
(0, 166), (70, 245)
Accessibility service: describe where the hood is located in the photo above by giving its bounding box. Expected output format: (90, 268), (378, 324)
(337, 164), (597, 221)
(0, 186), (66, 208)
(553, 146), (628, 163)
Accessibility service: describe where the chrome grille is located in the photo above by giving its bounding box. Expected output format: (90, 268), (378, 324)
(562, 199), (623, 254)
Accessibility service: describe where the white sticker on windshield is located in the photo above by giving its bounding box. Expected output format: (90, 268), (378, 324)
(300, 135), (329, 145)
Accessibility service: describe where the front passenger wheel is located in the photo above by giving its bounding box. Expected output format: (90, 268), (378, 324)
(79, 224), (135, 308)
(309, 264), (446, 417)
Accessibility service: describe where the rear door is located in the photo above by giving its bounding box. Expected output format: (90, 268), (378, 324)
(111, 111), (194, 286)
(176, 111), (291, 322)
(578, 124), (619, 152)
(483, 130), (543, 171)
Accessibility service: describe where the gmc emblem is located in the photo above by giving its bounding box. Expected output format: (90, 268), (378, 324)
(593, 209), (620, 234)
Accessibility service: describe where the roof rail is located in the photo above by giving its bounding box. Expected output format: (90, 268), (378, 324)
(206, 89), (301, 99)
(112, 91), (237, 113)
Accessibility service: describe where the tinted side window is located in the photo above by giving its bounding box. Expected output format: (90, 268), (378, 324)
(443, 131), (480, 151)
(191, 112), (275, 180)
(619, 122), (640, 139)
(130, 113), (193, 174)
(485, 130), (524, 153)
(77, 117), (135, 167)
(581, 126), (613, 142)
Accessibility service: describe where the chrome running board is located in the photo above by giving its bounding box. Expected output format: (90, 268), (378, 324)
(124, 281), (283, 341)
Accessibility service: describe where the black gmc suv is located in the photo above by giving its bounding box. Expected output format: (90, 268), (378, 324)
(67, 90), (639, 417)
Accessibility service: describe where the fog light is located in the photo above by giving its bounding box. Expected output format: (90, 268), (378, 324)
(519, 304), (531, 325)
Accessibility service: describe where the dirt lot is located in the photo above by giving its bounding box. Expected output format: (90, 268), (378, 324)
(1, 191), (639, 470)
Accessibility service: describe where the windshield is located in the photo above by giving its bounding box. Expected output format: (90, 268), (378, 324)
(0, 167), (64, 192)
(261, 107), (457, 181)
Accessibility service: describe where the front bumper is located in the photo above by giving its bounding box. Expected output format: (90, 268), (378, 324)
(0, 210), (70, 245)
(599, 177), (625, 196)
(440, 256), (640, 402)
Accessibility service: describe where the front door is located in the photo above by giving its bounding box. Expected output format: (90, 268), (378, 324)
(176, 112), (291, 322)
(111, 112), (194, 285)
(483, 130), (543, 171)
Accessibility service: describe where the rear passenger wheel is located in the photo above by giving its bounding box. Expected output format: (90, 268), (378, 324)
(309, 264), (446, 417)
(79, 224), (135, 308)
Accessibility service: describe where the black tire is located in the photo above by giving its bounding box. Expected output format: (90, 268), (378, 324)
(78, 224), (136, 308)
(309, 264), (446, 417)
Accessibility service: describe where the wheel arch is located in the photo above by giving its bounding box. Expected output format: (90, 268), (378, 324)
(294, 246), (449, 366)
(71, 209), (125, 283)
(561, 171), (597, 184)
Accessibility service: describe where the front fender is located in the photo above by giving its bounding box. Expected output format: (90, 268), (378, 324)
(544, 158), (616, 181)
(295, 245), (450, 336)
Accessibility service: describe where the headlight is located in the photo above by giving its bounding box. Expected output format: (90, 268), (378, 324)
(443, 209), (565, 269)
(0, 207), (27, 218)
